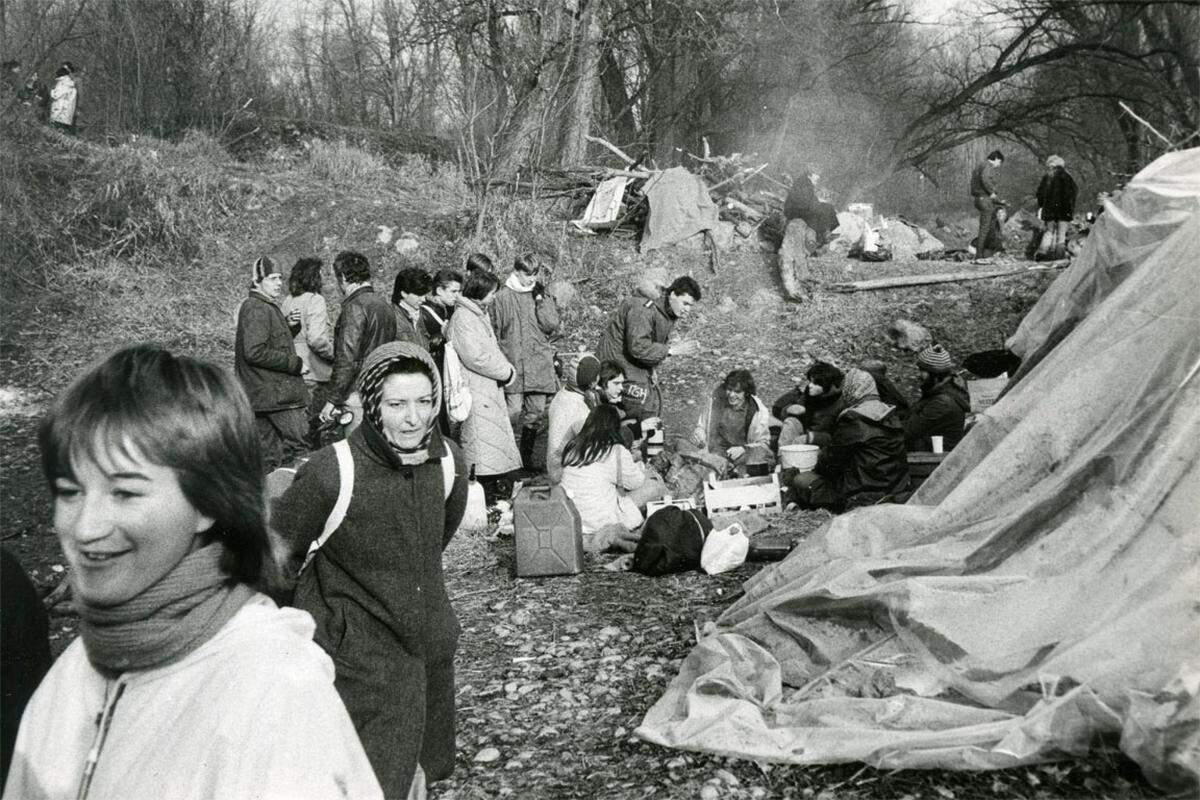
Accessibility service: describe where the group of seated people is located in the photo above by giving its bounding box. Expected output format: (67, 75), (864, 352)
(542, 343), (972, 553)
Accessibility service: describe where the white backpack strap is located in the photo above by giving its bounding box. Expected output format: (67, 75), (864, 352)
(441, 445), (456, 501)
(424, 305), (446, 329)
(300, 438), (354, 573)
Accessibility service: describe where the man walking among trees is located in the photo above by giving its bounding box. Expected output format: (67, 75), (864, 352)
(970, 150), (1006, 260)
(491, 254), (561, 470)
(320, 250), (397, 431)
(596, 275), (702, 420)
(234, 256), (309, 470)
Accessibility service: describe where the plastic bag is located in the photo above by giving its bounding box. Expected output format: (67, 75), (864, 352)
(700, 522), (749, 575)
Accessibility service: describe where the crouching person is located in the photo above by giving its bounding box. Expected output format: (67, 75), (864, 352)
(272, 342), (468, 800)
(690, 369), (773, 473)
(6, 344), (382, 800)
(560, 406), (656, 553)
(791, 368), (909, 511)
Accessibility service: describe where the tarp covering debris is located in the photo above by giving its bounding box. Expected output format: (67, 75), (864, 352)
(637, 149), (1200, 792)
(641, 166), (719, 251)
(1007, 147), (1200, 364)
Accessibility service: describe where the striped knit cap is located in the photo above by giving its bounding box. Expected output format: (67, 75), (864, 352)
(916, 344), (954, 374)
(251, 256), (280, 284)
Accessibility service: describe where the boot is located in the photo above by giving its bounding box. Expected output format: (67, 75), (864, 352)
(519, 426), (537, 472)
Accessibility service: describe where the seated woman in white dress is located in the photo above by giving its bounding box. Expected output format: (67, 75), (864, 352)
(559, 405), (647, 553)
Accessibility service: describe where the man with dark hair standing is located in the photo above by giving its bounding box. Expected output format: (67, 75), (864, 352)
(970, 149), (1006, 260)
(392, 266), (432, 351)
(234, 256), (309, 469)
(596, 274), (701, 419)
(491, 253), (561, 470)
(321, 250), (397, 431)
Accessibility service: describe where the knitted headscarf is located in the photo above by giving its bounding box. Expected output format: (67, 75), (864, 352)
(1046, 155), (1066, 169)
(357, 341), (443, 465)
(839, 368), (879, 409)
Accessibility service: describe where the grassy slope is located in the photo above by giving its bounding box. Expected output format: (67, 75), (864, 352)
(0, 125), (1165, 800)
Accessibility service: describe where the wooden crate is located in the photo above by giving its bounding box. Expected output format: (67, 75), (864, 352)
(703, 472), (783, 515)
(907, 452), (947, 491)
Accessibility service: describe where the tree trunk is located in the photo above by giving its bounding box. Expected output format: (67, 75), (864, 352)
(558, 2), (601, 166)
(598, 43), (637, 147)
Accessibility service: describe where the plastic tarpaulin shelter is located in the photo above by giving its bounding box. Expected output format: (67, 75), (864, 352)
(637, 150), (1200, 791)
(640, 167), (719, 251)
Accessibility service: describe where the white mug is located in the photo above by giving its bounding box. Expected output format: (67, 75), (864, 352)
(931, 436), (945, 454)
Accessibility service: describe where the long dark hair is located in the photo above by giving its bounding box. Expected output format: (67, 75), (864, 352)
(288, 257), (323, 296)
(40, 344), (277, 595)
(561, 405), (624, 468)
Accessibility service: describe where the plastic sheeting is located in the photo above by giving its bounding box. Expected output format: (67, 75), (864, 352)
(1007, 147), (1200, 364)
(640, 167), (719, 251)
(637, 151), (1200, 791)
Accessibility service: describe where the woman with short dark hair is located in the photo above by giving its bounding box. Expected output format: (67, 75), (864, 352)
(445, 268), (521, 499)
(691, 368), (772, 472)
(392, 267), (433, 351)
(7, 344), (382, 800)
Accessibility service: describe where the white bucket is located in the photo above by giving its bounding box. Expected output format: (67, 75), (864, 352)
(779, 444), (819, 471)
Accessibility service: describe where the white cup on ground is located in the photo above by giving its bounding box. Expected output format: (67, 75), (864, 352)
(931, 436), (945, 454)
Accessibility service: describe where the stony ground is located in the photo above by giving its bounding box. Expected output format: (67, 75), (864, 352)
(0, 209), (1167, 798)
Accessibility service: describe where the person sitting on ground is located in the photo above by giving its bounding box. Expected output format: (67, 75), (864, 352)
(595, 275), (701, 420)
(595, 359), (641, 448)
(392, 266), (432, 351)
(790, 368), (909, 511)
(783, 169), (839, 244)
(690, 369), (773, 474)
(559, 405), (650, 553)
(546, 353), (601, 484)
(6, 344), (383, 800)
(281, 257), (335, 449)
(772, 363), (845, 447)
(905, 344), (970, 452)
(861, 359), (911, 416)
(491, 253), (561, 471)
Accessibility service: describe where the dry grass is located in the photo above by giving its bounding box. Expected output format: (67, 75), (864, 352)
(304, 138), (389, 185)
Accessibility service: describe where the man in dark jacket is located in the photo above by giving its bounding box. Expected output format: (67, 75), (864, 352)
(905, 344), (971, 451)
(1035, 154), (1078, 260)
(970, 150), (1006, 259)
(491, 254), (561, 469)
(596, 275), (701, 419)
(321, 250), (397, 431)
(234, 256), (309, 469)
(783, 170), (839, 243)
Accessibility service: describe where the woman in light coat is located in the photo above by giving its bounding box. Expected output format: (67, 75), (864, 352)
(445, 268), (521, 500)
(49, 62), (77, 132)
(559, 405), (647, 553)
(281, 257), (335, 445)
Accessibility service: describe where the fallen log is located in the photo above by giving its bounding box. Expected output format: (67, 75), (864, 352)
(827, 261), (1069, 293)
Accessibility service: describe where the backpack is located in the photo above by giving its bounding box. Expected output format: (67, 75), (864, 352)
(290, 438), (457, 574)
(424, 306), (472, 423)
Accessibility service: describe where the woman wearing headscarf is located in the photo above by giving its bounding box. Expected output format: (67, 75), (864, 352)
(7, 344), (381, 800)
(272, 342), (468, 800)
(691, 369), (773, 473)
(1035, 155), (1078, 260)
(791, 368), (908, 511)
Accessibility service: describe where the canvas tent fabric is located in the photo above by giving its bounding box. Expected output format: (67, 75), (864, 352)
(637, 149), (1200, 791)
(640, 167), (719, 251)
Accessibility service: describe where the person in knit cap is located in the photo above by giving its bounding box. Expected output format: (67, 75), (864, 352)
(234, 256), (309, 470)
(790, 368), (909, 511)
(546, 352), (601, 483)
(906, 344), (970, 452)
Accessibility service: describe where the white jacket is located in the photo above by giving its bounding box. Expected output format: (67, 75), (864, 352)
(3, 596), (383, 800)
(560, 446), (645, 535)
(49, 75), (76, 125)
(546, 389), (590, 484)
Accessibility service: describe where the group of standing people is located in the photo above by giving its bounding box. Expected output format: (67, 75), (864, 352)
(3, 59), (78, 132)
(969, 149), (1078, 262)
